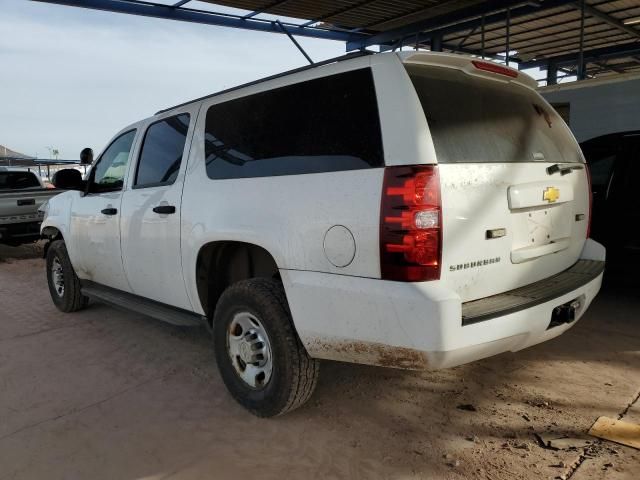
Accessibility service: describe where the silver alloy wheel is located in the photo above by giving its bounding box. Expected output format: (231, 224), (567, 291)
(227, 312), (273, 389)
(51, 257), (65, 297)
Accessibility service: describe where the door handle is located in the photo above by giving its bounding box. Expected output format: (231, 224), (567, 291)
(152, 205), (176, 215)
(101, 208), (118, 215)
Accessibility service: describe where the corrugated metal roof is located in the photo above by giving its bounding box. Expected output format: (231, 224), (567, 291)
(202, 0), (486, 31)
(200, 0), (640, 79)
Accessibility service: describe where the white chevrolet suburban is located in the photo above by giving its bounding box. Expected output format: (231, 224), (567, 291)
(41, 51), (605, 417)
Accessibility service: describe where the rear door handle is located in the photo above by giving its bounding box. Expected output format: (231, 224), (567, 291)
(101, 208), (118, 215)
(152, 205), (176, 215)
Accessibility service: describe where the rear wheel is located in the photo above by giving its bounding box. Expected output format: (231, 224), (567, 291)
(213, 278), (319, 417)
(46, 240), (88, 312)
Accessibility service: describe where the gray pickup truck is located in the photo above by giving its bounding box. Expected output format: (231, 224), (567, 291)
(0, 168), (59, 246)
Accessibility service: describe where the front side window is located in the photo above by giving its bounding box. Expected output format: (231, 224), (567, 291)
(91, 130), (136, 193)
(204, 68), (383, 179)
(135, 114), (190, 188)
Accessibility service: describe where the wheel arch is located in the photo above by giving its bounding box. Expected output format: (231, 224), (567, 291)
(195, 241), (281, 324)
(41, 226), (64, 258)
(42, 226), (63, 241)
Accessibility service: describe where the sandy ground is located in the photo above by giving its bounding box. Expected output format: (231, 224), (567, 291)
(0, 243), (639, 480)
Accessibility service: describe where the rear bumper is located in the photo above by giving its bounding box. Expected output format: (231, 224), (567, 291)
(282, 239), (605, 370)
(462, 259), (604, 326)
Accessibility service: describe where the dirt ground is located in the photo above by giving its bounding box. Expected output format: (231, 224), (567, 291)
(0, 243), (638, 480)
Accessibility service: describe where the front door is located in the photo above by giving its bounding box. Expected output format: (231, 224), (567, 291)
(69, 129), (137, 291)
(120, 112), (194, 310)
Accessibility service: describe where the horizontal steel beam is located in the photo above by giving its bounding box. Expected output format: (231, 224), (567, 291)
(31, 0), (367, 43)
(520, 42), (640, 68)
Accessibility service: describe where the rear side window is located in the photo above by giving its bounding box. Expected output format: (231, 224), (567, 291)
(0, 172), (40, 190)
(406, 65), (581, 164)
(204, 68), (383, 179)
(135, 114), (190, 188)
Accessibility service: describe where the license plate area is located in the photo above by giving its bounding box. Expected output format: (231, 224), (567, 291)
(512, 204), (571, 250)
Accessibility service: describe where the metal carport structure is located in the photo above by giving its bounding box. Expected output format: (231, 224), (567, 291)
(31, 0), (640, 84)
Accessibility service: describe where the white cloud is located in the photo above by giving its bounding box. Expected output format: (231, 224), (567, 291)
(0, 0), (344, 159)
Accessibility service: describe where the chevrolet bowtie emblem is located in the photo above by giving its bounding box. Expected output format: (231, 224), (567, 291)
(543, 186), (560, 203)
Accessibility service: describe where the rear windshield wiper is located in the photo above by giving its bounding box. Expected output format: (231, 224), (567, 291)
(547, 163), (584, 176)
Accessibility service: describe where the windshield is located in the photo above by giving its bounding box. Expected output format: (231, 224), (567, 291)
(406, 64), (582, 164)
(0, 171), (40, 190)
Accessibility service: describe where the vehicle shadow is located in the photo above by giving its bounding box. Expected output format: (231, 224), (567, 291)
(0, 241), (43, 262)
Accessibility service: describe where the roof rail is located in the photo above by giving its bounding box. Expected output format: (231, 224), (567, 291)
(155, 50), (375, 115)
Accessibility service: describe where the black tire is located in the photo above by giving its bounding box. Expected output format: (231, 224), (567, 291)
(46, 239), (88, 313)
(213, 278), (319, 417)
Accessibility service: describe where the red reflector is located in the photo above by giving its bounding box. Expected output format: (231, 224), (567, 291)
(380, 165), (442, 282)
(471, 60), (518, 78)
(585, 164), (593, 238)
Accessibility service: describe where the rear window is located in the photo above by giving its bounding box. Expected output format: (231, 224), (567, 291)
(204, 68), (383, 179)
(406, 65), (581, 164)
(0, 171), (40, 190)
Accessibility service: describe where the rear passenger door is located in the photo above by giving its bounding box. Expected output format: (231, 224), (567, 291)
(120, 110), (196, 310)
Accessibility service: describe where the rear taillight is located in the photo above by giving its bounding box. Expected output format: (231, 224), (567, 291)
(380, 165), (442, 282)
(585, 164), (593, 238)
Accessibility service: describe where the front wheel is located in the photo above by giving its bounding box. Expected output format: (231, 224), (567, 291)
(46, 240), (88, 313)
(213, 278), (319, 417)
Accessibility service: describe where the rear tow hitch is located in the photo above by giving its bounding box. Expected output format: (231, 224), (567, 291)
(548, 297), (584, 329)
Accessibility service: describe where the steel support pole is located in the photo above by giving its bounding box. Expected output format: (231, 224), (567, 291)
(481, 14), (486, 59)
(578, 0), (586, 79)
(505, 7), (511, 65)
(275, 19), (313, 64)
(547, 61), (558, 85)
(431, 33), (442, 52)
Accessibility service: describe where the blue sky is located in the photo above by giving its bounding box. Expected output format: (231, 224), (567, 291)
(1, 0), (553, 160)
(0, 0), (345, 159)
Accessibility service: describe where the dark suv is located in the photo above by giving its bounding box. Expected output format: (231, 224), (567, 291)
(581, 131), (640, 273)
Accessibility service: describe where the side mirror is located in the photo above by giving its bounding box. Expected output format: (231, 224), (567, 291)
(52, 169), (84, 191)
(80, 147), (94, 165)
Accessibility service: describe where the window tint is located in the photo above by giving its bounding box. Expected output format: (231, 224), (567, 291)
(589, 155), (616, 188)
(0, 171), (40, 190)
(91, 130), (136, 193)
(135, 114), (190, 187)
(407, 65), (581, 164)
(204, 68), (383, 179)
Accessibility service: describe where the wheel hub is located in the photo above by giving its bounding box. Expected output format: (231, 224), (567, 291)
(51, 257), (65, 297)
(227, 312), (273, 389)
